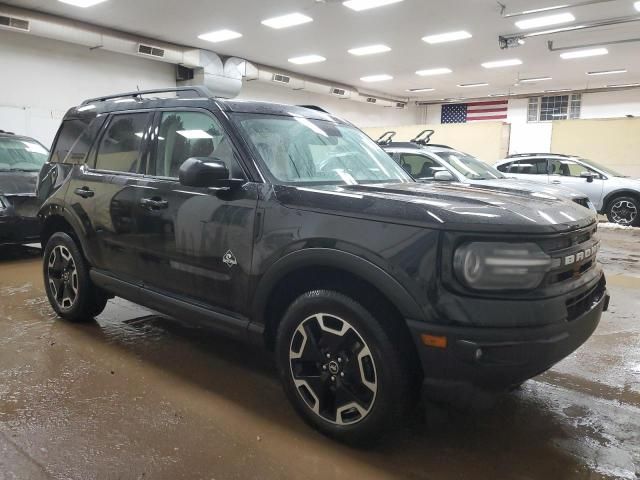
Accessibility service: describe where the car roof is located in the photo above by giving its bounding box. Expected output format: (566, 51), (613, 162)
(496, 154), (580, 165)
(66, 87), (349, 125)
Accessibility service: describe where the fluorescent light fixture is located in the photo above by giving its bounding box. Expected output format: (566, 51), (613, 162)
(261, 13), (313, 29)
(635, 1), (640, 11)
(545, 89), (572, 93)
(288, 54), (326, 65)
(457, 82), (489, 88)
(407, 88), (435, 92)
(58, 0), (107, 6)
(520, 76), (553, 83)
(422, 30), (472, 44)
(587, 69), (627, 76)
(348, 44), (391, 55)
(343, 0), (403, 11)
(198, 29), (242, 43)
(560, 47), (608, 59)
(177, 130), (214, 139)
(416, 67), (452, 76)
(607, 83), (640, 88)
(482, 59), (523, 69)
(360, 74), (393, 82)
(520, 5), (571, 15)
(488, 93), (509, 97)
(515, 12), (575, 30)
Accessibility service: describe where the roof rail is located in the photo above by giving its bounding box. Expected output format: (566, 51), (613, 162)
(297, 105), (331, 113)
(81, 86), (213, 105)
(376, 131), (396, 145)
(0, 130), (15, 135)
(507, 152), (571, 158)
(410, 129), (435, 146)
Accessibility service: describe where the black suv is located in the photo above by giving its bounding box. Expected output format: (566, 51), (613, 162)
(0, 131), (48, 246)
(38, 87), (609, 443)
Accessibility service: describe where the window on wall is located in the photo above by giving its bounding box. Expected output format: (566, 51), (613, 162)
(527, 94), (581, 122)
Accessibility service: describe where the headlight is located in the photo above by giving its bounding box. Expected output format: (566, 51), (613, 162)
(453, 242), (552, 291)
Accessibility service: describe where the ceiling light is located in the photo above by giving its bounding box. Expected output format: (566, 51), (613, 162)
(458, 82), (489, 88)
(607, 83), (640, 88)
(343, 0), (403, 11)
(416, 67), (452, 76)
(198, 29), (242, 43)
(348, 44), (391, 55)
(520, 5), (571, 15)
(58, 0), (107, 6)
(587, 69), (627, 76)
(545, 89), (572, 93)
(560, 47), (608, 59)
(422, 30), (472, 44)
(635, 1), (640, 11)
(520, 76), (553, 83)
(482, 59), (523, 68)
(515, 13), (575, 30)
(407, 88), (435, 92)
(360, 74), (393, 82)
(288, 54), (326, 65)
(489, 93), (509, 97)
(261, 13), (313, 29)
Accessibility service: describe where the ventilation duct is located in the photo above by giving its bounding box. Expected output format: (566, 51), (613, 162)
(0, 14), (29, 31)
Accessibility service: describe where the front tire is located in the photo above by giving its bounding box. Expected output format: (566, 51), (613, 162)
(606, 196), (640, 226)
(275, 290), (416, 444)
(43, 232), (108, 322)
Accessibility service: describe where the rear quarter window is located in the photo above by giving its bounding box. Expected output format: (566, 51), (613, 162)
(50, 117), (101, 165)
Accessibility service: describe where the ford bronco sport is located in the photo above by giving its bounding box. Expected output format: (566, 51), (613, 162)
(37, 87), (609, 443)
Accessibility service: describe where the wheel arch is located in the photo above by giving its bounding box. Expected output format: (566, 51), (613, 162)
(251, 248), (424, 350)
(602, 189), (640, 212)
(39, 208), (88, 256)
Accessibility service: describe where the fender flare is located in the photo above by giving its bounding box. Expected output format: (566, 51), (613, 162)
(39, 203), (95, 263)
(251, 248), (425, 325)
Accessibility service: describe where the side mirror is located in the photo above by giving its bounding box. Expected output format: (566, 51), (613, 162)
(179, 157), (229, 188)
(434, 170), (455, 181)
(580, 171), (595, 183)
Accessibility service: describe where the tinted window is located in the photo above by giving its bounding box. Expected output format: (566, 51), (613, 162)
(153, 111), (242, 179)
(400, 153), (445, 178)
(503, 159), (548, 175)
(51, 118), (93, 164)
(95, 113), (150, 173)
(0, 137), (48, 172)
(549, 158), (598, 177)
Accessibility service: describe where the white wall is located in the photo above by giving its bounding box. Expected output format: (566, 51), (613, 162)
(237, 81), (425, 128)
(0, 30), (176, 147)
(581, 89), (640, 119)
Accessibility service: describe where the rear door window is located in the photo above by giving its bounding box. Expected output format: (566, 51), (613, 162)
(502, 159), (548, 174)
(94, 113), (151, 173)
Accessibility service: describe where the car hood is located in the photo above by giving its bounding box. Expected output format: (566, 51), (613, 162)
(463, 178), (588, 200)
(0, 171), (39, 196)
(274, 182), (596, 234)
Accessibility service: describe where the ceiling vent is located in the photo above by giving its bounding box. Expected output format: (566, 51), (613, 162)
(0, 14), (30, 32)
(137, 44), (165, 58)
(272, 73), (291, 84)
(395, 102), (407, 109)
(331, 87), (347, 96)
(366, 97), (377, 104)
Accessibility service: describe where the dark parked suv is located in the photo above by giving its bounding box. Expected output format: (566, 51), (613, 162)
(38, 87), (609, 443)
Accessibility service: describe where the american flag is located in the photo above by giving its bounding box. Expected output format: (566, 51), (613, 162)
(441, 100), (508, 123)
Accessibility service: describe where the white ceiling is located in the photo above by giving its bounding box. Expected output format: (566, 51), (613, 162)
(4, 0), (640, 100)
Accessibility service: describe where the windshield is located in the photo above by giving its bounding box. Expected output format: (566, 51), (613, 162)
(0, 137), (49, 172)
(578, 157), (627, 178)
(432, 149), (505, 180)
(232, 113), (413, 185)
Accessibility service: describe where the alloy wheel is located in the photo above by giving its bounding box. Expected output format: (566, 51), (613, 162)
(289, 313), (377, 426)
(611, 200), (638, 226)
(47, 245), (79, 310)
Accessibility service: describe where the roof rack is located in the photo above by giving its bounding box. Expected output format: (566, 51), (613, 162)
(507, 152), (572, 158)
(410, 129), (435, 145)
(297, 105), (331, 113)
(0, 130), (15, 135)
(376, 131), (397, 146)
(81, 86), (213, 105)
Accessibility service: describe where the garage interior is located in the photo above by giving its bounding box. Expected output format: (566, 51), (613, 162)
(0, 0), (639, 479)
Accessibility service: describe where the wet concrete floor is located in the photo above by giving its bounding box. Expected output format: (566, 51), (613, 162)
(0, 229), (638, 480)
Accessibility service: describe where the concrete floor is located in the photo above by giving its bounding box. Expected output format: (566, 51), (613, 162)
(0, 228), (638, 480)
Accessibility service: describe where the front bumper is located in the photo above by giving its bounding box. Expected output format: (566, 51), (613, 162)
(407, 275), (608, 403)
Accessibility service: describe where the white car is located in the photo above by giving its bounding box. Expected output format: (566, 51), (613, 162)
(495, 154), (640, 226)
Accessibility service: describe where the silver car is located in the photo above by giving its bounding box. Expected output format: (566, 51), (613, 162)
(495, 154), (640, 226)
(380, 142), (596, 213)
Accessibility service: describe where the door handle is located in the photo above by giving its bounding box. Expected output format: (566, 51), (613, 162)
(551, 180), (561, 184)
(74, 187), (94, 198)
(140, 198), (169, 210)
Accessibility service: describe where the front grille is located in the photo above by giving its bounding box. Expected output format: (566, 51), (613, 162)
(573, 197), (590, 209)
(566, 278), (606, 321)
(543, 224), (599, 285)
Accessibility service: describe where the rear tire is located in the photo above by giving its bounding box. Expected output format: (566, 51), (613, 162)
(606, 196), (640, 226)
(43, 232), (108, 322)
(275, 290), (416, 444)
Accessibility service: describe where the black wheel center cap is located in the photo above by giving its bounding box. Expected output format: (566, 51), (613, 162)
(327, 361), (340, 375)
